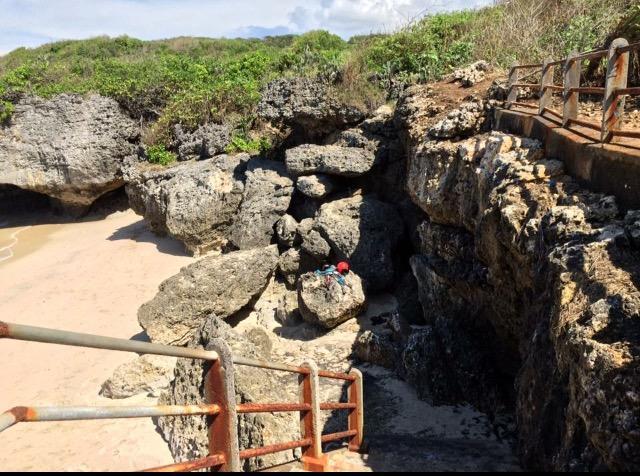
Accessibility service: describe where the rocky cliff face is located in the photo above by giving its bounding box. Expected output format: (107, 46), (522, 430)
(0, 94), (138, 212)
(396, 83), (640, 471)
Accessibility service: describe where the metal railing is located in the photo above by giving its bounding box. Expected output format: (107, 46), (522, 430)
(0, 321), (364, 472)
(507, 37), (640, 143)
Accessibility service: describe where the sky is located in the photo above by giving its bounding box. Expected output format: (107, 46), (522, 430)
(0, 0), (494, 55)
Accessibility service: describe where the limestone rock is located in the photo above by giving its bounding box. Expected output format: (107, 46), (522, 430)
(300, 229), (331, 261)
(353, 330), (397, 369)
(228, 158), (294, 250)
(275, 214), (300, 248)
(0, 94), (138, 212)
(315, 194), (405, 292)
(275, 291), (302, 327)
(157, 316), (300, 471)
(296, 174), (335, 198)
(428, 100), (487, 139)
(452, 61), (491, 87)
(125, 154), (247, 255)
(138, 245), (279, 345)
(285, 144), (376, 177)
(173, 123), (231, 160)
(257, 77), (365, 140)
(101, 355), (177, 399)
(277, 247), (318, 288)
(297, 271), (366, 329)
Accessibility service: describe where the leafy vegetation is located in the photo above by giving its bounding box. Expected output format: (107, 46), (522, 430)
(147, 145), (177, 166)
(0, 0), (636, 162)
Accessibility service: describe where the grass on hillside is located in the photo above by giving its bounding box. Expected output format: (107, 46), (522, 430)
(0, 0), (636, 156)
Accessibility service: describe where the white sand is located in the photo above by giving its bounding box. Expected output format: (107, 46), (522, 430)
(0, 210), (196, 472)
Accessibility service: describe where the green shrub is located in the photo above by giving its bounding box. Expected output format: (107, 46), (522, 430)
(147, 145), (177, 166)
(0, 100), (14, 124)
(225, 134), (271, 154)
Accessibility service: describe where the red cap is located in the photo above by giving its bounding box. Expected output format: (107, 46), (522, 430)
(336, 261), (350, 274)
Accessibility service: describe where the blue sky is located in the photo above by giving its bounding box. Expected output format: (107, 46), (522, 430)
(0, 0), (493, 55)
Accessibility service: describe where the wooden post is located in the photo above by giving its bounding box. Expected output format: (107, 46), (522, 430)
(299, 360), (327, 472)
(347, 369), (364, 453)
(206, 339), (240, 472)
(563, 52), (580, 128)
(507, 64), (519, 108)
(602, 38), (630, 143)
(538, 59), (554, 115)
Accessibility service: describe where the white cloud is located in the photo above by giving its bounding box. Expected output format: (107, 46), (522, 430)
(0, 0), (494, 54)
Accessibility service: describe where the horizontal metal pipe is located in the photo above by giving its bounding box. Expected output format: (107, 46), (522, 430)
(0, 404), (221, 432)
(236, 403), (311, 414)
(510, 102), (538, 109)
(142, 454), (226, 472)
(615, 87), (640, 96)
(0, 321), (219, 361)
(615, 41), (640, 54)
(239, 438), (312, 460)
(569, 87), (605, 95)
(319, 402), (357, 411)
(320, 430), (358, 443)
(569, 50), (607, 62)
(510, 82), (539, 89)
(568, 117), (601, 131)
(232, 355), (310, 375)
(318, 370), (356, 381)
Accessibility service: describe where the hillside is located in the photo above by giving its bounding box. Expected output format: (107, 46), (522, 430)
(0, 0), (636, 157)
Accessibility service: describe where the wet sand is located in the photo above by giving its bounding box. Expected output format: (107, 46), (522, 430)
(0, 210), (196, 471)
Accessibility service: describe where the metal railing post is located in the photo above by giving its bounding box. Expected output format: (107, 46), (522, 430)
(205, 339), (240, 472)
(539, 59), (554, 115)
(347, 369), (364, 453)
(299, 360), (327, 472)
(563, 52), (580, 127)
(507, 64), (519, 108)
(602, 38), (630, 143)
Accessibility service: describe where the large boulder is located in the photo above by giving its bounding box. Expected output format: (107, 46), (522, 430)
(0, 94), (138, 212)
(297, 271), (366, 329)
(158, 316), (300, 471)
(138, 245), (279, 345)
(257, 77), (365, 140)
(315, 194), (405, 292)
(228, 158), (295, 250)
(100, 355), (177, 399)
(285, 144), (376, 177)
(125, 154), (247, 255)
(173, 123), (231, 160)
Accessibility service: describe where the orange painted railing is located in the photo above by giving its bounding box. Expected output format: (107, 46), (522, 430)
(0, 321), (364, 472)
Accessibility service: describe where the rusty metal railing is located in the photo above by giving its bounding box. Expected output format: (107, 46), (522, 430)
(0, 321), (364, 472)
(506, 38), (640, 143)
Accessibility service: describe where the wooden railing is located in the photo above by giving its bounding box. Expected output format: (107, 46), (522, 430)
(507, 37), (640, 143)
(0, 321), (364, 472)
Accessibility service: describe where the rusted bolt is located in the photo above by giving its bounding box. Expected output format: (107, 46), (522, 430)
(0, 322), (9, 338)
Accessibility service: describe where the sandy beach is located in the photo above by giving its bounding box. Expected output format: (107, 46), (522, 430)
(0, 210), (196, 471)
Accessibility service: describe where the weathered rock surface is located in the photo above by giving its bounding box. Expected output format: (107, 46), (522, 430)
(353, 329), (397, 369)
(428, 99), (488, 139)
(158, 316), (299, 471)
(398, 81), (640, 471)
(315, 194), (405, 292)
(0, 94), (138, 211)
(257, 77), (365, 140)
(296, 174), (335, 198)
(275, 214), (299, 248)
(138, 245), (279, 345)
(101, 355), (177, 399)
(173, 123), (231, 160)
(275, 291), (302, 327)
(297, 271), (366, 329)
(452, 61), (491, 87)
(228, 158), (294, 250)
(125, 154), (247, 254)
(285, 144), (376, 177)
(277, 247), (318, 288)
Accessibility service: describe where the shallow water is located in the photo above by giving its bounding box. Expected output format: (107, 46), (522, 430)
(0, 220), (61, 265)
